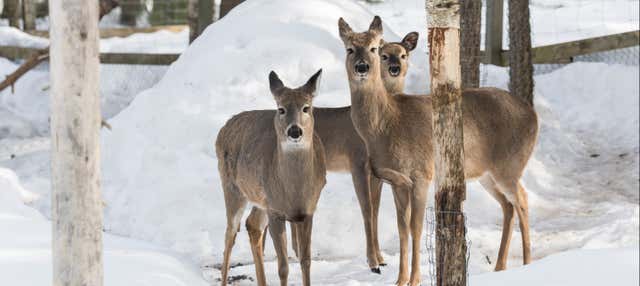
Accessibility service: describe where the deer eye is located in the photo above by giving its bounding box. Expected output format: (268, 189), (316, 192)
(278, 108), (285, 115)
(302, 106), (310, 113)
(370, 47), (377, 53)
(401, 54), (407, 60)
(347, 48), (354, 54)
(381, 54), (389, 61)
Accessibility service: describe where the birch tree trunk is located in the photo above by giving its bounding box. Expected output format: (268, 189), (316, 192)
(427, 0), (468, 285)
(460, 0), (482, 88)
(50, 0), (103, 285)
(22, 0), (35, 30)
(508, 0), (534, 104)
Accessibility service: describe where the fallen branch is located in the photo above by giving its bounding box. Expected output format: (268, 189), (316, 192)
(0, 48), (49, 93)
(0, 0), (120, 94)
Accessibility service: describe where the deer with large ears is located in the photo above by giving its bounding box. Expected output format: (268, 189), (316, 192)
(338, 16), (538, 285)
(215, 70), (326, 286)
(380, 31), (419, 95)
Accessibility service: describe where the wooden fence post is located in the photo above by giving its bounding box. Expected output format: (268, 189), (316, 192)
(485, 0), (504, 65)
(427, 0), (468, 285)
(50, 0), (103, 285)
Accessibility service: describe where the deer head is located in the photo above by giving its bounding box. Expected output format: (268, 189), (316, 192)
(269, 69), (322, 152)
(338, 16), (384, 84)
(380, 32), (418, 94)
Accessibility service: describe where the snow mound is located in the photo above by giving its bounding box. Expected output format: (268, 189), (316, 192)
(100, 0), (426, 262)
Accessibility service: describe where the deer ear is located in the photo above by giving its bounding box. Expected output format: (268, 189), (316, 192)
(401, 32), (419, 51)
(302, 69), (322, 98)
(338, 18), (353, 42)
(369, 16), (383, 35)
(269, 71), (284, 96)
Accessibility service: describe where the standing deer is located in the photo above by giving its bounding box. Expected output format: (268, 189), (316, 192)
(338, 16), (538, 285)
(215, 70), (326, 286)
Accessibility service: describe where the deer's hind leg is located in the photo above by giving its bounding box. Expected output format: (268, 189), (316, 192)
(351, 162), (380, 271)
(246, 207), (269, 286)
(494, 176), (531, 268)
(220, 182), (247, 285)
(479, 174), (514, 271)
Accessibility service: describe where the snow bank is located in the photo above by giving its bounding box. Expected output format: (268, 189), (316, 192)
(472, 247), (639, 286)
(0, 167), (209, 286)
(99, 0), (427, 263)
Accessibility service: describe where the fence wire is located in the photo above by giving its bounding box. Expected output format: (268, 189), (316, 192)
(425, 207), (472, 286)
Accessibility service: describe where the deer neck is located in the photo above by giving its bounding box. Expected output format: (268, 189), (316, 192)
(384, 78), (405, 95)
(275, 139), (316, 189)
(349, 72), (396, 135)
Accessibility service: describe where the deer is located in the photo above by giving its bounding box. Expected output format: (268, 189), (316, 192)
(215, 69), (326, 286)
(338, 16), (538, 285)
(379, 31), (419, 95)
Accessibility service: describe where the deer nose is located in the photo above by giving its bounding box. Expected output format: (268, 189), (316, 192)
(389, 65), (401, 76)
(287, 125), (303, 139)
(355, 61), (369, 74)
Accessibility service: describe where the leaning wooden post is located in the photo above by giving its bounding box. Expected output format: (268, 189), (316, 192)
(427, 0), (468, 285)
(50, 0), (103, 285)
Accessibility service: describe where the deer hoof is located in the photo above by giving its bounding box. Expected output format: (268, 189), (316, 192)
(371, 267), (381, 274)
(379, 263), (387, 267)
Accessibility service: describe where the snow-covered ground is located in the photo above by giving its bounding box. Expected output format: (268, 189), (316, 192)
(0, 0), (638, 285)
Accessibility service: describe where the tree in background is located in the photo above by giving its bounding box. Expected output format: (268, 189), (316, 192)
(21, 0), (35, 30)
(426, 0), (468, 285)
(50, 0), (103, 285)
(460, 0), (482, 88)
(508, 0), (534, 104)
(4, 0), (21, 28)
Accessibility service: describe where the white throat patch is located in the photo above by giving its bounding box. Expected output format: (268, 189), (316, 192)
(280, 139), (310, 152)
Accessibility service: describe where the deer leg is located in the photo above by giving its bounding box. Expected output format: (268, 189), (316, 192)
(515, 182), (531, 265)
(370, 176), (386, 266)
(296, 216), (314, 286)
(479, 175), (515, 271)
(220, 183), (247, 286)
(246, 207), (269, 286)
(290, 222), (300, 259)
(408, 178), (429, 286)
(268, 214), (289, 286)
(391, 185), (411, 285)
(351, 164), (379, 271)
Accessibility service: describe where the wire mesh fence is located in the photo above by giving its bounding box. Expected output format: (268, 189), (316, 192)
(425, 207), (472, 286)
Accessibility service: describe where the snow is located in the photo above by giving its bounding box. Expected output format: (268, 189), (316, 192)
(0, 167), (209, 286)
(0, 0), (638, 284)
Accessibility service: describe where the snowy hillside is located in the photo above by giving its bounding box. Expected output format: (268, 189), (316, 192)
(0, 0), (638, 285)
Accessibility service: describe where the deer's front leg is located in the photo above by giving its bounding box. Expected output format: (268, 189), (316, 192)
(268, 214), (289, 286)
(296, 216), (314, 286)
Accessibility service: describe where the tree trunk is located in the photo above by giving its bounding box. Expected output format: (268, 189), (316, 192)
(220, 0), (242, 18)
(426, 0), (468, 285)
(5, 0), (21, 28)
(460, 0), (482, 88)
(508, 0), (534, 104)
(120, 0), (142, 26)
(21, 0), (36, 30)
(187, 0), (198, 43)
(50, 0), (103, 285)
